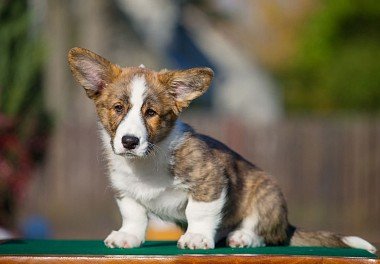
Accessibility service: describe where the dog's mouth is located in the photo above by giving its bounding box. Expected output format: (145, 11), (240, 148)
(122, 152), (139, 158)
(114, 143), (155, 159)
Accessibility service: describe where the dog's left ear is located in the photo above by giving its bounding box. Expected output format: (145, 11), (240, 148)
(159, 67), (214, 114)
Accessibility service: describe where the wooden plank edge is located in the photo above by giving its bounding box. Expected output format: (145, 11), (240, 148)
(0, 255), (378, 264)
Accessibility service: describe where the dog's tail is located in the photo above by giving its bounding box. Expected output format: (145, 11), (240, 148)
(290, 228), (377, 254)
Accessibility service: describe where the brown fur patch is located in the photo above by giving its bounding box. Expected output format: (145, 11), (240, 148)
(93, 68), (178, 143)
(291, 230), (347, 247)
(171, 132), (291, 245)
(171, 134), (227, 202)
(68, 48), (212, 146)
(158, 68), (213, 114)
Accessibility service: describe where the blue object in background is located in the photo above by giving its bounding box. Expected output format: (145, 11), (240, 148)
(20, 215), (52, 239)
(167, 23), (218, 108)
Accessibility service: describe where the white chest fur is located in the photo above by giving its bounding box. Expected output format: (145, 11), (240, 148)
(101, 123), (189, 222)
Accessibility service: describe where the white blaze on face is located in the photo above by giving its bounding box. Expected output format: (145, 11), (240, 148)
(113, 76), (149, 156)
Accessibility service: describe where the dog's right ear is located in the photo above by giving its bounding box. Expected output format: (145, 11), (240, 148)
(68, 47), (121, 99)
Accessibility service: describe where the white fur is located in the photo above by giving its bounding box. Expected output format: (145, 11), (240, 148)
(104, 230), (141, 248)
(178, 189), (226, 249)
(342, 236), (377, 253)
(113, 76), (148, 156)
(227, 207), (265, 248)
(102, 121), (188, 202)
(103, 120), (229, 249)
(104, 196), (148, 248)
(117, 197), (148, 236)
(102, 122), (192, 248)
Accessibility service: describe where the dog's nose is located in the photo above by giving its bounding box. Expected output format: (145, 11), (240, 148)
(121, 135), (139, 150)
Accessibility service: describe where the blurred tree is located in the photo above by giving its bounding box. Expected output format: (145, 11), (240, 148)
(0, 0), (44, 119)
(0, 0), (49, 231)
(279, 0), (380, 113)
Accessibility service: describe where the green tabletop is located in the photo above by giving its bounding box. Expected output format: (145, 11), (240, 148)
(0, 240), (377, 258)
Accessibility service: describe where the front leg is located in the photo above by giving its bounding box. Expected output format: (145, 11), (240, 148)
(178, 191), (226, 249)
(104, 196), (148, 248)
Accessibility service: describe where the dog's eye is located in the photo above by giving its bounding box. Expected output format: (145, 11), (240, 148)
(114, 104), (124, 113)
(146, 108), (157, 117)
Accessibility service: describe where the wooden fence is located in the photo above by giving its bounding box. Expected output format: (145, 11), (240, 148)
(185, 115), (380, 243)
(21, 114), (380, 246)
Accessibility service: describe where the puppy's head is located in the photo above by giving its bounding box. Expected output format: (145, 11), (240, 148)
(68, 47), (213, 157)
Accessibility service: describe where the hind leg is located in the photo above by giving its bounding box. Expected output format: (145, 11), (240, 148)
(226, 209), (265, 248)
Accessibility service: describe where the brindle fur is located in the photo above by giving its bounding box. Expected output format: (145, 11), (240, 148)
(171, 131), (293, 246)
(68, 47), (354, 249)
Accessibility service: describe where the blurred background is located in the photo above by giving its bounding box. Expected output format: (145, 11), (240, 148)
(0, 0), (379, 247)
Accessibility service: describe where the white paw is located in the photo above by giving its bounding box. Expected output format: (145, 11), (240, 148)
(104, 230), (142, 248)
(177, 232), (215, 249)
(227, 230), (265, 248)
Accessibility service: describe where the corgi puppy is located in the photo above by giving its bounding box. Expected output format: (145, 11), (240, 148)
(68, 47), (376, 253)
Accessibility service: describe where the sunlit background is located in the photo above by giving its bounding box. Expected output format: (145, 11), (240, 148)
(0, 0), (379, 247)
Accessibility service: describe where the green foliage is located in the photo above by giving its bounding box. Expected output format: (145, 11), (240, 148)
(0, 1), (49, 228)
(280, 0), (380, 113)
(0, 0), (50, 142)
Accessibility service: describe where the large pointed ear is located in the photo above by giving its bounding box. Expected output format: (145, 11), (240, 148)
(68, 47), (122, 98)
(159, 67), (214, 114)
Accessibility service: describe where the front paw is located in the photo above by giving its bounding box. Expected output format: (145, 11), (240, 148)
(104, 230), (142, 248)
(227, 230), (265, 248)
(177, 232), (214, 249)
